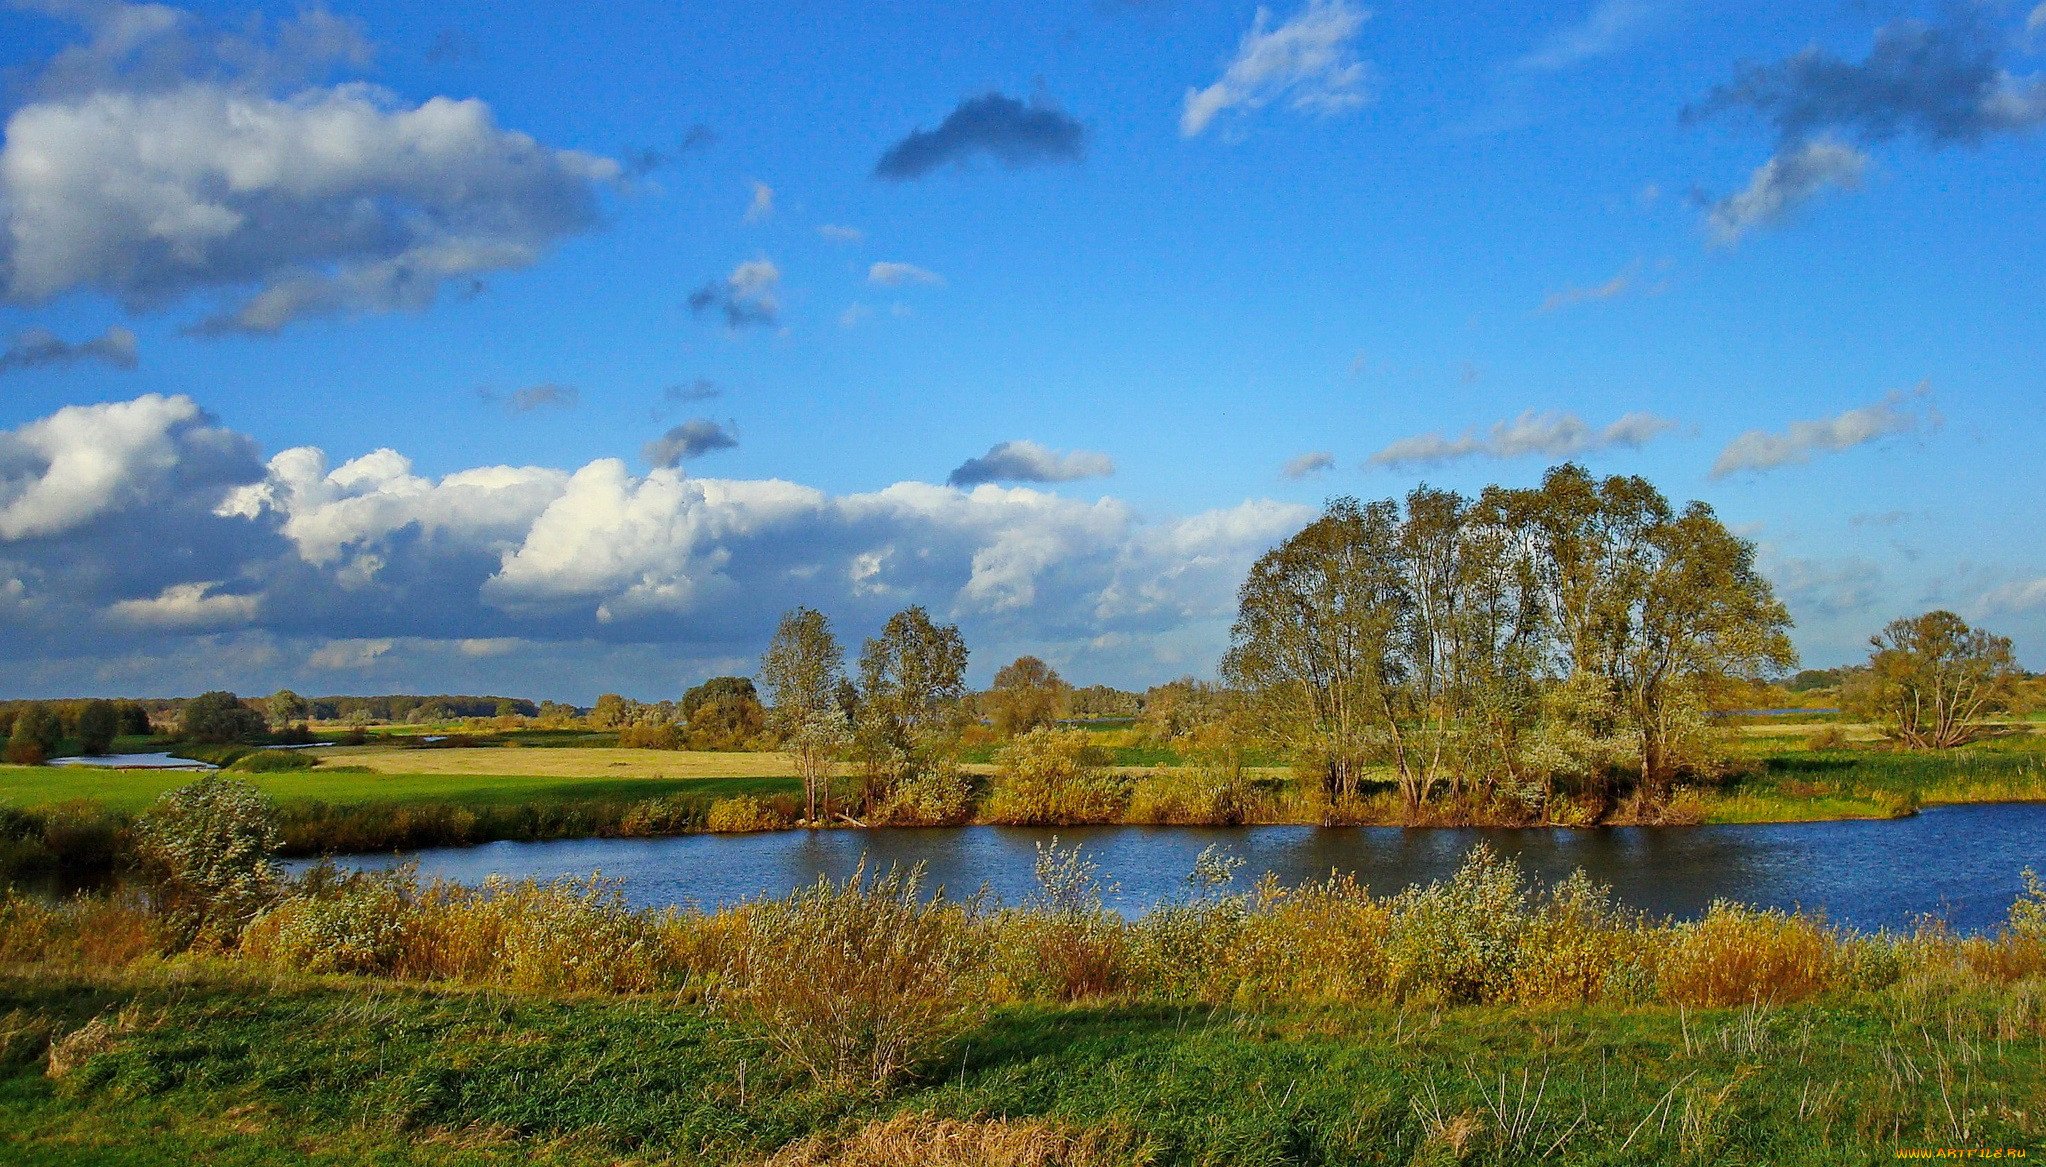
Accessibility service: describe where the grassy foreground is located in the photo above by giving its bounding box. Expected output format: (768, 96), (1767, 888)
(3, 965), (2041, 1166)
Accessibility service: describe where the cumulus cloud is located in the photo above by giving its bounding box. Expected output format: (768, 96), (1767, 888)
(1181, 0), (1372, 137)
(0, 393), (256, 540)
(867, 261), (944, 287)
(947, 440), (1116, 487)
(1691, 12), (2046, 239)
(643, 420), (739, 468)
(1706, 140), (1867, 243)
(109, 581), (261, 628)
(1711, 386), (1934, 477)
(0, 324), (138, 374)
(504, 383), (577, 413)
(743, 179), (774, 223)
(1, 5), (619, 334)
(817, 224), (864, 244)
(0, 395), (1321, 692)
(1369, 410), (1677, 469)
(1282, 451), (1335, 478)
(1768, 555), (1884, 617)
(873, 92), (1085, 180)
(688, 259), (779, 329)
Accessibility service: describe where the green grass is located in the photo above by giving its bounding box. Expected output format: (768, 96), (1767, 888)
(1703, 736), (2046, 823)
(0, 765), (796, 815)
(1, 966), (2038, 1165)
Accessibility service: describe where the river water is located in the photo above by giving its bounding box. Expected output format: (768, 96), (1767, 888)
(315, 802), (2046, 933)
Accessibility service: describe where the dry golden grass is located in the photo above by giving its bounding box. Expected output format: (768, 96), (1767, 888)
(759, 1114), (1144, 1167)
(315, 745), (802, 780)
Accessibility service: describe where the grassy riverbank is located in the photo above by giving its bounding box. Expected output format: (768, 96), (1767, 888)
(2, 842), (2042, 1165)
(0, 723), (2040, 866)
(4, 970), (2041, 1165)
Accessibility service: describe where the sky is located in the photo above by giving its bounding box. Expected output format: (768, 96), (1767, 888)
(0, 0), (2042, 702)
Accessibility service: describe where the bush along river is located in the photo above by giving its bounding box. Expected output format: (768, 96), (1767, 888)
(310, 800), (2046, 933)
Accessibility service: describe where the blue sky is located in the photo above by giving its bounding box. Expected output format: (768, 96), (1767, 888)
(0, 0), (2042, 701)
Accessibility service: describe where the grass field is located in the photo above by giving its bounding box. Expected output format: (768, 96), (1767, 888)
(0, 750), (801, 815)
(1, 966), (2039, 1165)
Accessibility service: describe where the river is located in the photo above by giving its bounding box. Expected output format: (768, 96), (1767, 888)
(313, 801), (2046, 933)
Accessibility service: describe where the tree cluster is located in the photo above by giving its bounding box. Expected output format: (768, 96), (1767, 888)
(1223, 466), (1795, 816)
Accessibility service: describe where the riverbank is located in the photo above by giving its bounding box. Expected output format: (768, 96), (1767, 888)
(1, 731), (2041, 870)
(2, 846), (2042, 1165)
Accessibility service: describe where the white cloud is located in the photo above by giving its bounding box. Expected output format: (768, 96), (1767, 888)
(1181, 0), (1372, 137)
(1539, 261), (1645, 312)
(1282, 451), (1335, 478)
(309, 637), (394, 670)
(1, 77), (617, 333)
(1706, 139), (1867, 243)
(867, 261), (945, 287)
(109, 581), (260, 628)
(1369, 410), (1676, 469)
(0, 393), (253, 540)
(817, 224), (863, 244)
(744, 179), (774, 223)
(948, 440), (1116, 486)
(1711, 386), (1933, 478)
(1516, 0), (1654, 72)
(688, 258), (780, 329)
(838, 303), (873, 328)
(1982, 577), (2046, 613)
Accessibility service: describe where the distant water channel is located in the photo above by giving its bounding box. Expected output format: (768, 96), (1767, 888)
(314, 802), (2046, 934)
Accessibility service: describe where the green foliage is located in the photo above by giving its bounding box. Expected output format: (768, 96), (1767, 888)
(72, 701), (118, 757)
(132, 776), (281, 949)
(984, 729), (1130, 825)
(178, 691), (267, 745)
(5, 705), (59, 766)
(224, 748), (318, 772)
(1844, 610), (2020, 749)
(985, 655), (1071, 737)
(761, 606), (850, 822)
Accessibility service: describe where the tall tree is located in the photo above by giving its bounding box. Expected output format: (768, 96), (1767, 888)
(1844, 611), (2018, 749)
(985, 656), (1071, 738)
(855, 605), (970, 815)
(1222, 497), (1407, 802)
(268, 688), (308, 728)
(75, 699), (119, 756)
(761, 607), (850, 823)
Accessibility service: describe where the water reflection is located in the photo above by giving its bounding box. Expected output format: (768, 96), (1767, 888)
(313, 802), (2046, 933)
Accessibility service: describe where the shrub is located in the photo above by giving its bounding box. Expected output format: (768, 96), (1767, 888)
(1656, 901), (1839, 1005)
(133, 776), (281, 950)
(395, 875), (672, 992)
(1804, 725), (1850, 751)
(225, 748), (317, 772)
(728, 865), (985, 1087)
(243, 865), (413, 974)
(873, 762), (973, 826)
(983, 729), (1130, 825)
(761, 1114), (1134, 1167)
(617, 722), (684, 750)
(992, 840), (1130, 1001)
(618, 795), (709, 836)
(705, 795), (792, 833)
(1511, 871), (1640, 1004)
(1223, 875), (1392, 1005)
(1383, 844), (1532, 1003)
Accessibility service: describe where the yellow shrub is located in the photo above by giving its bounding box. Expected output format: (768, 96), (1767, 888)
(1657, 902), (1839, 1006)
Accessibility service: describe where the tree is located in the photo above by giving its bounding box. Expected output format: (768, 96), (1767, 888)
(115, 701), (152, 736)
(683, 676), (759, 720)
(75, 699), (119, 756)
(5, 704), (60, 765)
(1844, 611), (2018, 749)
(179, 691), (267, 744)
(589, 693), (631, 728)
(761, 607), (850, 823)
(268, 688), (308, 728)
(985, 656), (1071, 738)
(1222, 497), (1407, 802)
(855, 606), (969, 816)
